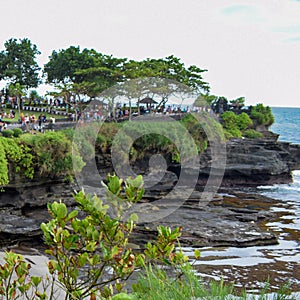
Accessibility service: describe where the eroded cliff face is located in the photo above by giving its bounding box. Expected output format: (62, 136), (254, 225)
(0, 136), (299, 247)
(222, 138), (300, 186)
(169, 136), (300, 187)
(0, 176), (76, 245)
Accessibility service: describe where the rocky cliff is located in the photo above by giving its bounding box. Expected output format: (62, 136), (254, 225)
(169, 136), (300, 187)
(0, 135), (299, 247)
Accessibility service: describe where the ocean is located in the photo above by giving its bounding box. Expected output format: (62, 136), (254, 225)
(259, 107), (300, 205)
(270, 107), (300, 144)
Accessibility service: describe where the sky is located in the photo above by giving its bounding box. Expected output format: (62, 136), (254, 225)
(1, 0), (300, 107)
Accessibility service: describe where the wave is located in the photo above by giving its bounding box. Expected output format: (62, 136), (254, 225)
(257, 170), (300, 201)
(293, 170), (300, 182)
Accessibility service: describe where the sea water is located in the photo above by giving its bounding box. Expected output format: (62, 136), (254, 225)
(259, 107), (300, 228)
(270, 107), (300, 144)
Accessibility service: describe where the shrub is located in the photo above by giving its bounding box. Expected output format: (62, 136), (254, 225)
(0, 137), (34, 186)
(237, 112), (253, 130)
(0, 251), (51, 299)
(20, 131), (85, 177)
(243, 129), (263, 139)
(0, 140), (9, 186)
(223, 130), (234, 140)
(1, 129), (14, 138)
(221, 111), (237, 130)
(40, 174), (186, 299)
(225, 128), (242, 138)
(250, 104), (275, 127)
(0, 131), (85, 187)
(12, 127), (23, 137)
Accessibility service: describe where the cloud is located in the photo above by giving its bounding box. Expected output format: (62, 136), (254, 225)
(221, 4), (254, 15)
(273, 25), (300, 34)
(220, 4), (264, 23)
(284, 36), (300, 42)
(271, 25), (300, 43)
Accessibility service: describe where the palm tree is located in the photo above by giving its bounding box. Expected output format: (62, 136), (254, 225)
(29, 90), (39, 106)
(8, 83), (26, 116)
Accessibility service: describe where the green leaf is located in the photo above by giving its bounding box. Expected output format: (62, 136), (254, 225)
(78, 252), (88, 267)
(67, 210), (78, 220)
(56, 202), (68, 220)
(112, 293), (134, 300)
(194, 249), (201, 259)
(31, 276), (42, 287)
(107, 174), (122, 194)
(111, 245), (120, 258)
(128, 213), (138, 223)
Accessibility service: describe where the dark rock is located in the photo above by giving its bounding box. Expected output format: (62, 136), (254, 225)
(0, 135), (298, 249)
(222, 138), (299, 186)
(168, 137), (300, 187)
(129, 191), (279, 248)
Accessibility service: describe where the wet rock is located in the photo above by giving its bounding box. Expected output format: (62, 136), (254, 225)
(0, 181), (279, 248)
(130, 191), (278, 248)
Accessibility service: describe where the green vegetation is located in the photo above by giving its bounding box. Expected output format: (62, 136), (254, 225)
(250, 103), (275, 127)
(113, 119), (199, 164)
(132, 263), (295, 300)
(221, 111), (251, 138)
(73, 112), (223, 167)
(0, 103), (273, 189)
(0, 38), (41, 88)
(221, 109), (268, 139)
(41, 174), (147, 299)
(0, 38), (210, 117)
(1, 129), (14, 138)
(244, 129), (263, 139)
(0, 131), (85, 187)
(12, 128), (23, 137)
(44, 50), (210, 97)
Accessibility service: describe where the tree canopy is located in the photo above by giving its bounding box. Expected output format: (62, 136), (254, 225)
(44, 46), (95, 85)
(0, 38), (41, 88)
(43, 47), (210, 100)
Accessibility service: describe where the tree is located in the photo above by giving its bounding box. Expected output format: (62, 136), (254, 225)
(29, 90), (39, 106)
(194, 94), (218, 108)
(230, 96), (245, 113)
(122, 56), (209, 111)
(75, 52), (127, 97)
(44, 48), (210, 113)
(47, 83), (73, 110)
(0, 38), (41, 88)
(8, 83), (26, 115)
(44, 46), (95, 84)
(211, 96), (229, 114)
(250, 103), (275, 127)
(123, 55), (210, 94)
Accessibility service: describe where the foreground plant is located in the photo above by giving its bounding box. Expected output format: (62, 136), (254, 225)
(0, 251), (52, 299)
(40, 174), (186, 299)
(132, 263), (297, 300)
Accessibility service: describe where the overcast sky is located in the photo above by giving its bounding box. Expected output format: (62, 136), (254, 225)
(1, 0), (300, 107)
